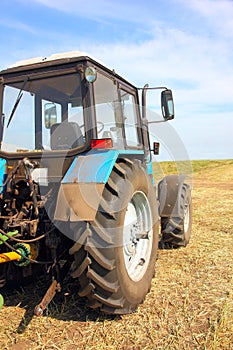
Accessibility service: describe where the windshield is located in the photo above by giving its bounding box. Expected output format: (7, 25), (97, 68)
(1, 72), (85, 152)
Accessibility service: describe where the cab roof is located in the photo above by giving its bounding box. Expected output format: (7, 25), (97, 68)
(0, 51), (136, 90)
(8, 51), (98, 69)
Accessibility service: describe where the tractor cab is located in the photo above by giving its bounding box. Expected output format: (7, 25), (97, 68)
(0, 52), (174, 162)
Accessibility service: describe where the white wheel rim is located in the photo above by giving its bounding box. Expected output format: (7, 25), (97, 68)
(123, 191), (153, 282)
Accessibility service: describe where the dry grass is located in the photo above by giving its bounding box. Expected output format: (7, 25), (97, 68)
(0, 160), (232, 350)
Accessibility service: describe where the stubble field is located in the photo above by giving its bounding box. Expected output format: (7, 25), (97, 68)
(0, 160), (232, 350)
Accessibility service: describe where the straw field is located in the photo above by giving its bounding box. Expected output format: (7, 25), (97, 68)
(0, 160), (232, 350)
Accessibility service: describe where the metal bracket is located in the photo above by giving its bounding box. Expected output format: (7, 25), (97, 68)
(34, 279), (61, 316)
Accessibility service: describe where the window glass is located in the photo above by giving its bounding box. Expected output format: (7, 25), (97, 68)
(2, 73), (85, 152)
(2, 86), (35, 152)
(94, 73), (124, 149)
(120, 89), (140, 147)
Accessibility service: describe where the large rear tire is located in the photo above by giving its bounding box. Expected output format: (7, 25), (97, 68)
(69, 159), (159, 314)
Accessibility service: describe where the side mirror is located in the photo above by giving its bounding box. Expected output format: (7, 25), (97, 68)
(161, 89), (175, 120)
(44, 103), (57, 129)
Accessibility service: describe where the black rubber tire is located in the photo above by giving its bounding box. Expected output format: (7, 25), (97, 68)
(69, 159), (159, 314)
(159, 183), (192, 249)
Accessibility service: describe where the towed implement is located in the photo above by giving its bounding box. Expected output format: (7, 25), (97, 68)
(0, 52), (192, 314)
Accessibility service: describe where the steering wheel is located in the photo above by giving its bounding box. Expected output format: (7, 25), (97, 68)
(79, 121), (104, 134)
(96, 121), (104, 134)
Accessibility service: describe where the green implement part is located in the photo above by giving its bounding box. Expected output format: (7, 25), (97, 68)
(0, 294), (4, 308)
(0, 230), (18, 245)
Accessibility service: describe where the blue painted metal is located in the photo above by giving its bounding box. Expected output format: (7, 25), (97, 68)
(146, 159), (154, 185)
(0, 159), (6, 194)
(144, 153), (154, 186)
(63, 149), (144, 184)
(147, 161), (153, 176)
(118, 150), (144, 156)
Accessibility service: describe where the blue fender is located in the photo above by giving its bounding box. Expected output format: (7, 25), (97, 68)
(54, 149), (144, 221)
(63, 149), (119, 184)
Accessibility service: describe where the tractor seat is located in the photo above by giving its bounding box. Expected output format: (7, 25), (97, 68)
(50, 122), (84, 150)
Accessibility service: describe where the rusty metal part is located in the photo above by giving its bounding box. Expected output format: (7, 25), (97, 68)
(34, 279), (61, 316)
(23, 159), (39, 217)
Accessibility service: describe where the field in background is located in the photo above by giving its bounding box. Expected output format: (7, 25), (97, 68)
(0, 160), (232, 350)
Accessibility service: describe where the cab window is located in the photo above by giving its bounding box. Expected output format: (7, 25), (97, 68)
(120, 89), (140, 148)
(2, 73), (85, 152)
(93, 73), (124, 149)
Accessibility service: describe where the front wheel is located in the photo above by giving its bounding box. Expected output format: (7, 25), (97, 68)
(70, 159), (159, 314)
(159, 183), (192, 249)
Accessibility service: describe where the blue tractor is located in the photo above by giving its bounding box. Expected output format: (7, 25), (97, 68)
(0, 52), (192, 314)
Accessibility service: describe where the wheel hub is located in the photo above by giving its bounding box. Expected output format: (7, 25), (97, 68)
(124, 223), (140, 256)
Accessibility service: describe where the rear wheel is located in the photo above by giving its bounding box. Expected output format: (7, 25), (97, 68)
(159, 184), (192, 249)
(123, 191), (153, 282)
(69, 159), (159, 314)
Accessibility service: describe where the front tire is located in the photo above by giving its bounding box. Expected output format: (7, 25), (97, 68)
(70, 159), (159, 314)
(159, 183), (192, 249)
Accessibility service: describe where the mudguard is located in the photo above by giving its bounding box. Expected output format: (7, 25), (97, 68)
(54, 149), (144, 221)
(158, 174), (191, 218)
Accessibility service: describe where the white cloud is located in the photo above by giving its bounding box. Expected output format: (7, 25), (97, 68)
(2, 1), (233, 111)
(31, 0), (150, 24)
(81, 25), (233, 107)
(1, 0), (232, 159)
(186, 0), (233, 37)
(31, 0), (233, 40)
(0, 18), (36, 34)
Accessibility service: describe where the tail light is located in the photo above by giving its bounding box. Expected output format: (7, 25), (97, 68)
(91, 138), (113, 149)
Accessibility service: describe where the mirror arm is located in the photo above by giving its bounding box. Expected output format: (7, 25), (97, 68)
(141, 85), (169, 119)
(147, 120), (167, 124)
(141, 84), (149, 120)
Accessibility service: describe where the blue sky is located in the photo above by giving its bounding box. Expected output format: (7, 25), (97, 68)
(0, 0), (232, 160)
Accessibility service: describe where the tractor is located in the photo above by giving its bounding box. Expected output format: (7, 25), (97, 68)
(0, 52), (192, 315)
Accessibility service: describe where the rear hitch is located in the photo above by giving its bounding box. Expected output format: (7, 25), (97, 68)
(34, 279), (61, 316)
(34, 259), (71, 316)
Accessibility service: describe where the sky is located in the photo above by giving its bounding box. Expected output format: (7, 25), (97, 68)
(0, 0), (232, 161)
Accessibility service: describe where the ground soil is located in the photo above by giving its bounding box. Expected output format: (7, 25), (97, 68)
(0, 160), (232, 350)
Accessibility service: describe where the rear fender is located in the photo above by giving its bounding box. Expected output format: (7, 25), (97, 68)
(54, 149), (144, 221)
